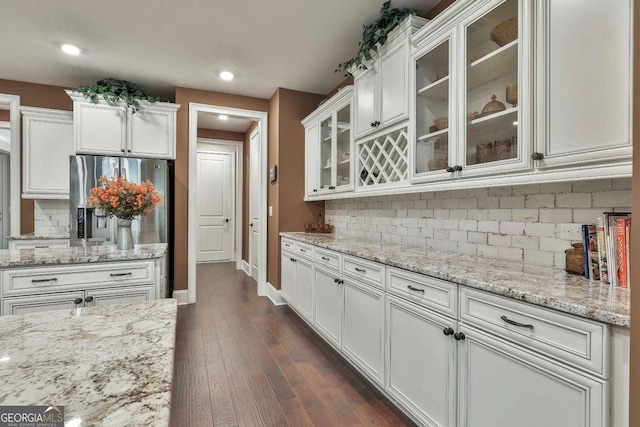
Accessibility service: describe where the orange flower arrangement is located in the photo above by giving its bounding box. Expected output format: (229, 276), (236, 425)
(88, 176), (162, 220)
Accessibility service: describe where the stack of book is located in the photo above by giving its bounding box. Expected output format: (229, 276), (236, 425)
(582, 212), (631, 287)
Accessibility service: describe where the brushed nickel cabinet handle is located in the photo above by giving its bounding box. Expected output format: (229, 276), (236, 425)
(31, 278), (57, 283)
(500, 315), (534, 329)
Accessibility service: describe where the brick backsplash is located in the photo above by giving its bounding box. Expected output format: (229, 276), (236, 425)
(34, 200), (70, 235)
(325, 178), (632, 269)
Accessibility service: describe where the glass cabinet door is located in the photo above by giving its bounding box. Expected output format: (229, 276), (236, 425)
(464, 0), (520, 170)
(319, 114), (334, 191)
(414, 38), (452, 179)
(335, 104), (352, 189)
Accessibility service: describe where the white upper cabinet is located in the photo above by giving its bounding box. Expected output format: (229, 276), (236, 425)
(67, 91), (179, 159)
(303, 86), (354, 198)
(353, 16), (429, 140)
(21, 107), (74, 199)
(534, 0), (632, 168)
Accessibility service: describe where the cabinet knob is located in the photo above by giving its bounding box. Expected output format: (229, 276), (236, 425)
(443, 327), (454, 336)
(339, 279), (344, 284)
(454, 165), (463, 172)
(376, 121), (381, 126)
(454, 332), (466, 341)
(127, 149), (132, 153)
(446, 166), (455, 173)
(531, 152), (544, 161)
(329, 186), (336, 190)
(85, 296), (94, 303)
(121, 149), (125, 153)
(74, 297), (83, 305)
(370, 122), (376, 128)
(334, 278), (339, 283)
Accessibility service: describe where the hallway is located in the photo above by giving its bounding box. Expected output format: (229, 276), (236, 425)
(170, 262), (414, 426)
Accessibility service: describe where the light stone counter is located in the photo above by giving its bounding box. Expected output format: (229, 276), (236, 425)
(281, 232), (630, 327)
(6, 233), (70, 241)
(0, 299), (177, 426)
(0, 243), (167, 268)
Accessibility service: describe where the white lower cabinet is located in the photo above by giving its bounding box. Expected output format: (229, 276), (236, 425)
(281, 251), (295, 304)
(279, 239), (615, 427)
(342, 277), (385, 386)
(386, 295), (457, 427)
(0, 259), (162, 316)
(458, 324), (607, 427)
(313, 266), (342, 348)
(3, 290), (85, 315)
(294, 258), (313, 322)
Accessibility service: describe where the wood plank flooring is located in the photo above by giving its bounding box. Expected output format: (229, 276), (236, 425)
(170, 262), (415, 427)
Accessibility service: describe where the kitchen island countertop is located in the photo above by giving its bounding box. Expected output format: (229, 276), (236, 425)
(0, 243), (168, 268)
(0, 298), (177, 426)
(281, 232), (630, 327)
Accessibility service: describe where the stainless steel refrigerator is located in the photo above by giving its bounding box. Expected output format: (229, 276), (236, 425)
(69, 155), (171, 249)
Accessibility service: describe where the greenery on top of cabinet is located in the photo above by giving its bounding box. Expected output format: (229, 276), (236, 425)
(335, 1), (416, 76)
(72, 78), (159, 112)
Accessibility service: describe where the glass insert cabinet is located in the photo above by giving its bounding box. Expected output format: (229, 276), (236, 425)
(411, 0), (532, 183)
(303, 87), (354, 197)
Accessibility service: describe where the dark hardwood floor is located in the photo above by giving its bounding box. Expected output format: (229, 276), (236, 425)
(170, 262), (415, 427)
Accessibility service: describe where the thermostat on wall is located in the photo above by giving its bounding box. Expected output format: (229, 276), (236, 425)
(269, 165), (277, 182)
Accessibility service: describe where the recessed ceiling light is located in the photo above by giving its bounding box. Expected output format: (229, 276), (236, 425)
(219, 115), (229, 121)
(219, 71), (234, 81)
(61, 44), (82, 56)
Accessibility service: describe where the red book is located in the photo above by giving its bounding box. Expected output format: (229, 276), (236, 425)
(617, 219), (628, 287)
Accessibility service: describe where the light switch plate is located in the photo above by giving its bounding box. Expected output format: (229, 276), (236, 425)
(269, 206), (273, 216)
(559, 223), (583, 241)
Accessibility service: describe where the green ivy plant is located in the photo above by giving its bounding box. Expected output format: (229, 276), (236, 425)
(335, 1), (417, 76)
(73, 78), (159, 112)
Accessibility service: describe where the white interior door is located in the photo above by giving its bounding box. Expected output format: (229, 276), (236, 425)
(249, 128), (260, 280)
(196, 151), (233, 262)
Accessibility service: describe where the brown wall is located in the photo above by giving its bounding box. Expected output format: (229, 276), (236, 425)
(197, 128), (244, 141)
(0, 79), (73, 234)
(629, 0), (639, 423)
(243, 121), (259, 262)
(174, 87), (270, 290)
(0, 110), (9, 121)
(425, 0), (456, 19)
(267, 88), (325, 288)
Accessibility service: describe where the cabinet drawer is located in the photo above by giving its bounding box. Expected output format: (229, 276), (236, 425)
(460, 287), (609, 378)
(1, 261), (155, 297)
(281, 238), (295, 252)
(8, 239), (70, 250)
(386, 267), (457, 318)
(314, 248), (341, 271)
(342, 255), (384, 289)
(295, 242), (313, 259)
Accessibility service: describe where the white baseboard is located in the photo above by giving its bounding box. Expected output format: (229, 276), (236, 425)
(242, 260), (251, 276)
(267, 282), (287, 306)
(172, 290), (189, 305)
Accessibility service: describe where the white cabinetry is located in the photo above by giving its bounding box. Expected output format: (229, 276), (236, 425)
(458, 324), (606, 427)
(342, 277), (385, 386)
(67, 91), (179, 159)
(353, 16), (428, 140)
(302, 87), (354, 198)
(280, 238), (616, 427)
(294, 257), (313, 322)
(8, 239), (70, 250)
(280, 250), (296, 304)
(534, 0), (632, 168)
(0, 259), (161, 316)
(21, 107), (73, 199)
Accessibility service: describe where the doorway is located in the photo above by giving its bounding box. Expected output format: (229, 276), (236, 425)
(0, 95), (21, 242)
(249, 126), (260, 280)
(188, 103), (268, 303)
(0, 152), (8, 249)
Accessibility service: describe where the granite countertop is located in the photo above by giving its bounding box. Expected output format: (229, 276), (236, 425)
(0, 243), (168, 268)
(281, 232), (630, 327)
(7, 233), (70, 241)
(0, 299), (177, 426)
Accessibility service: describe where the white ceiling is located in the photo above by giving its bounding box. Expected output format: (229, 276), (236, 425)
(198, 111), (255, 133)
(0, 0), (439, 100)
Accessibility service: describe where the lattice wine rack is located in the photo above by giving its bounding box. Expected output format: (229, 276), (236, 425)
(357, 127), (409, 188)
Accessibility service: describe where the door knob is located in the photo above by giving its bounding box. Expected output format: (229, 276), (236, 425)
(249, 223), (253, 227)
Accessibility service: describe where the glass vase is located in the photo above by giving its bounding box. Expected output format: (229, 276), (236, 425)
(116, 218), (134, 250)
